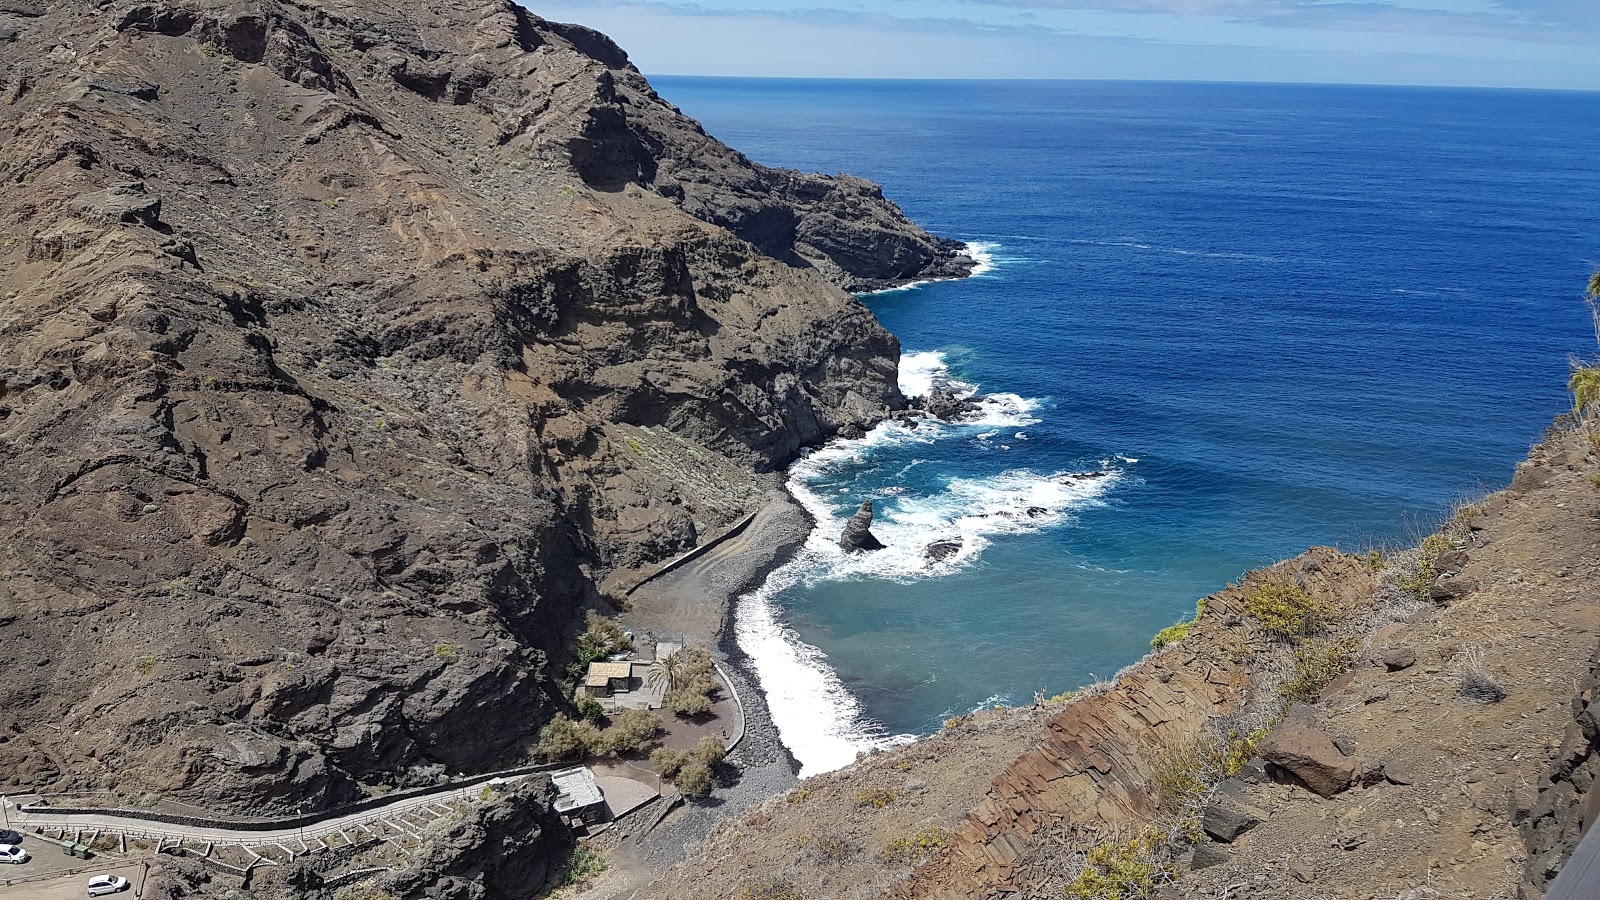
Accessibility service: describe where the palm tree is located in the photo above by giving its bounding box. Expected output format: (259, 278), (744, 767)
(647, 651), (687, 693)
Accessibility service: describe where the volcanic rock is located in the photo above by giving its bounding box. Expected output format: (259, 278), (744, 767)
(842, 501), (887, 553)
(924, 538), (963, 564)
(0, 0), (968, 814)
(1261, 725), (1359, 798)
(918, 387), (981, 421)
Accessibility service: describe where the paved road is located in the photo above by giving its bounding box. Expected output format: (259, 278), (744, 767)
(1, 862), (146, 900)
(4, 778), (510, 849)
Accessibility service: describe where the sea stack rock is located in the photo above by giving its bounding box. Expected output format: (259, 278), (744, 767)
(841, 501), (887, 553)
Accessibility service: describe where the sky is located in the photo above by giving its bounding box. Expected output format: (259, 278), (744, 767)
(528, 0), (1600, 90)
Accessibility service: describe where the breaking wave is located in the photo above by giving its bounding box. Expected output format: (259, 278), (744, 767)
(733, 348), (1119, 776)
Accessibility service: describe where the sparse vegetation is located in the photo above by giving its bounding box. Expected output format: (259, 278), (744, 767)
(1397, 533), (1453, 603)
(1063, 828), (1176, 900)
(943, 714), (969, 729)
(569, 611), (633, 677)
(1276, 634), (1360, 703)
(739, 879), (801, 900)
(135, 655), (156, 675)
(554, 845), (608, 890)
(1150, 599), (1205, 650)
(854, 787), (898, 809)
(433, 643), (457, 661)
(1242, 580), (1329, 640)
(802, 831), (858, 863)
(881, 824), (948, 865)
(1454, 645), (1508, 703)
(651, 736), (726, 799)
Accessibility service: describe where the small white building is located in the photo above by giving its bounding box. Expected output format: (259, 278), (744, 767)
(549, 766), (606, 825)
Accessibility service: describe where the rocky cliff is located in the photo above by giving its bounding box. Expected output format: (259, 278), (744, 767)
(0, 0), (970, 814)
(641, 423), (1600, 900)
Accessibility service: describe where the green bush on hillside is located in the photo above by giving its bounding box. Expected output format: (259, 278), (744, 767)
(1242, 580), (1329, 640)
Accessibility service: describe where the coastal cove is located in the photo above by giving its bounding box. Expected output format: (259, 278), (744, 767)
(648, 77), (1600, 775)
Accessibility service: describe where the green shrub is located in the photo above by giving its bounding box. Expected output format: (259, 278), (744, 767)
(537, 714), (601, 761)
(569, 611), (633, 677)
(881, 824), (948, 864)
(1277, 635), (1359, 703)
(1572, 367), (1600, 415)
(654, 736), (725, 791)
(1242, 581), (1329, 640)
(651, 747), (688, 779)
(667, 688), (713, 717)
(135, 655), (156, 675)
(1064, 829), (1175, 900)
(1150, 600), (1205, 651)
(675, 761), (714, 799)
(1397, 533), (1453, 603)
(555, 845), (607, 889)
(594, 708), (661, 756)
(576, 697), (606, 723)
(433, 643), (457, 662)
(854, 787), (898, 809)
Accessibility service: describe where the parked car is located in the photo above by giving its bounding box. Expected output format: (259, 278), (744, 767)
(87, 874), (130, 896)
(0, 843), (29, 864)
(0, 829), (22, 845)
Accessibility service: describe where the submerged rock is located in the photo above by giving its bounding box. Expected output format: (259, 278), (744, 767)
(924, 538), (963, 564)
(841, 500), (887, 553)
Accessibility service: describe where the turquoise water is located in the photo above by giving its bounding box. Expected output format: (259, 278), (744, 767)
(650, 78), (1600, 775)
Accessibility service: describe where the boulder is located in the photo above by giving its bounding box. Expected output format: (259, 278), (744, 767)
(1201, 781), (1264, 843)
(1430, 576), (1478, 604)
(1261, 725), (1358, 798)
(1190, 842), (1231, 870)
(924, 538), (962, 564)
(840, 500), (886, 553)
(1435, 549), (1469, 575)
(1380, 647), (1418, 671)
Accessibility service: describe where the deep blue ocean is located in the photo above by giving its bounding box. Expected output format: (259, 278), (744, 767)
(650, 78), (1600, 775)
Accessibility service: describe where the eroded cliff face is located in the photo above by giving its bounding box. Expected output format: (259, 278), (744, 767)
(0, 0), (969, 813)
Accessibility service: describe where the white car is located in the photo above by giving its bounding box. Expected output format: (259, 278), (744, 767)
(87, 874), (130, 896)
(0, 843), (27, 864)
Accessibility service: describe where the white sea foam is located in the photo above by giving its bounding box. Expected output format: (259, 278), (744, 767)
(964, 240), (1000, 276)
(733, 350), (1119, 774)
(856, 240), (1002, 297)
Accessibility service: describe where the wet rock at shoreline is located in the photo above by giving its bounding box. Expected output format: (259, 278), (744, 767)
(924, 538), (963, 564)
(841, 500), (887, 553)
(917, 387), (982, 421)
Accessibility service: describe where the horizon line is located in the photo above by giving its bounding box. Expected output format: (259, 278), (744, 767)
(642, 73), (1600, 96)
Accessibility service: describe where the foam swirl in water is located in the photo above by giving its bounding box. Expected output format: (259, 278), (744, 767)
(735, 345), (1121, 776)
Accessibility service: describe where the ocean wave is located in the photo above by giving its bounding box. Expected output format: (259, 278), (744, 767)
(733, 571), (916, 777)
(965, 240), (1000, 276)
(1067, 237), (1277, 263)
(855, 240), (1002, 297)
(734, 347), (1107, 776)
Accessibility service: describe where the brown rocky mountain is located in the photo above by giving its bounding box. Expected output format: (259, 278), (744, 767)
(0, 0), (970, 815)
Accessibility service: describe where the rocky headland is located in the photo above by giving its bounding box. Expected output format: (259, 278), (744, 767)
(0, 0), (971, 824)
